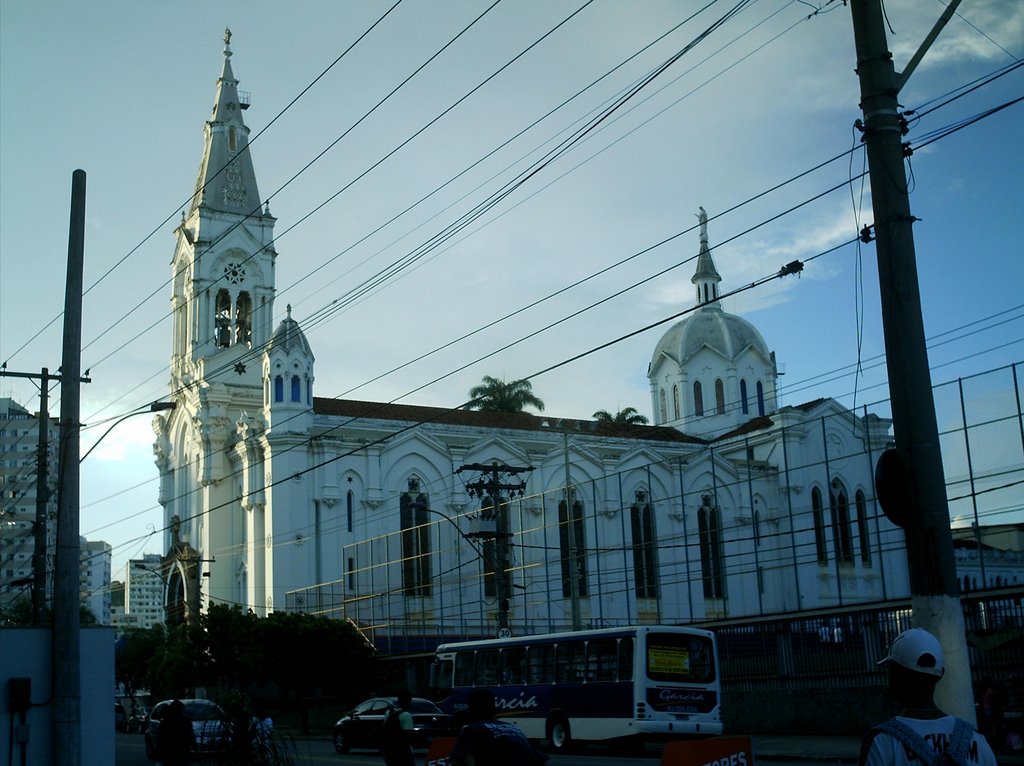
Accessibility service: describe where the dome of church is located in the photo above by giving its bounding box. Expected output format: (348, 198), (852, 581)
(267, 305), (313, 359)
(652, 308), (770, 367)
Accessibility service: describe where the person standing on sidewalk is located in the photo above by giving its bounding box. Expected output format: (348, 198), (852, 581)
(381, 691), (415, 766)
(859, 628), (996, 766)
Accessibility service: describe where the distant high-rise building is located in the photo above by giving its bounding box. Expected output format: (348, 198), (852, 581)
(80, 538), (112, 624)
(125, 553), (165, 629)
(0, 397), (57, 611)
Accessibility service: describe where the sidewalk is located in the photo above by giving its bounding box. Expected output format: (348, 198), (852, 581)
(751, 734), (1024, 764)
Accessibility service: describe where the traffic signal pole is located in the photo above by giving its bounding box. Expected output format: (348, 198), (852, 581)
(849, 0), (974, 722)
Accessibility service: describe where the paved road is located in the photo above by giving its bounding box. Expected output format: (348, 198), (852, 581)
(117, 732), (842, 766)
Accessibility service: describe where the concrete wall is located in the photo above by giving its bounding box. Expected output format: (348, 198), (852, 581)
(723, 686), (898, 735)
(0, 627), (115, 765)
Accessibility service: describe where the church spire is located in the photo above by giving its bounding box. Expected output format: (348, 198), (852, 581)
(691, 206), (722, 308)
(189, 29), (263, 217)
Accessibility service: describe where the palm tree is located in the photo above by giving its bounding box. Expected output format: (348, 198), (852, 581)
(467, 375), (545, 413)
(592, 406), (649, 425)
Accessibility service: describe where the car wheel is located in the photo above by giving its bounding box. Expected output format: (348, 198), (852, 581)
(333, 730), (351, 754)
(546, 715), (573, 752)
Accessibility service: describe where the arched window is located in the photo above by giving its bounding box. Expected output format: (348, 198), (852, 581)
(672, 385), (680, 420)
(694, 381), (704, 417)
(558, 490), (588, 598)
(703, 284), (709, 303)
(756, 381), (766, 416)
(740, 379), (749, 414)
(753, 508), (761, 547)
(229, 126), (237, 152)
(715, 379), (725, 415)
(291, 375), (301, 402)
(215, 289), (232, 347)
(697, 494), (724, 598)
(812, 487), (828, 565)
(234, 291), (252, 347)
(831, 480), (853, 563)
(346, 490), (354, 533)
(235, 561), (247, 607)
(630, 491), (657, 599)
(274, 376), (284, 403)
(659, 389), (667, 422)
(400, 478), (431, 597)
(306, 377), (312, 405)
(855, 490), (871, 564)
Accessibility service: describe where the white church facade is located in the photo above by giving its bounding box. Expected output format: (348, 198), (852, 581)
(153, 36), (910, 641)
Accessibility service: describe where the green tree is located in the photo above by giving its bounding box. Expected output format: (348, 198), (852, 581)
(593, 406), (649, 425)
(467, 375), (545, 413)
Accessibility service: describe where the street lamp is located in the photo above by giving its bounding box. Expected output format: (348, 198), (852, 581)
(80, 401), (175, 462)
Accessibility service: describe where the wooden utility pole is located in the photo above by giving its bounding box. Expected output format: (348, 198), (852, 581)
(459, 461), (531, 635)
(32, 368), (51, 624)
(850, 0), (974, 722)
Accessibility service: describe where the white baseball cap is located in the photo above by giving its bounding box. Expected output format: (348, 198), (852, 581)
(879, 628), (945, 677)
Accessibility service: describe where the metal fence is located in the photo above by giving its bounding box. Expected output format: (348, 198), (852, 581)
(710, 586), (1024, 691)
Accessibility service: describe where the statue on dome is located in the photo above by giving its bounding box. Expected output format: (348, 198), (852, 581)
(696, 206), (708, 242)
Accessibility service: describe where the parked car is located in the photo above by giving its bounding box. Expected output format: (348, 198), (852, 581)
(144, 698), (227, 761)
(333, 696), (452, 753)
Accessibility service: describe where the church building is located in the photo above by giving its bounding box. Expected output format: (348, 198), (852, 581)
(153, 36), (909, 641)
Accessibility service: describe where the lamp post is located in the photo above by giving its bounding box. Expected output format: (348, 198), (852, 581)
(80, 401), (176, 463)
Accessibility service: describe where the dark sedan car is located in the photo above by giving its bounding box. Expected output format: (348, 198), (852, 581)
(144, 698), (227, 761)
(333, 696), (452, 753)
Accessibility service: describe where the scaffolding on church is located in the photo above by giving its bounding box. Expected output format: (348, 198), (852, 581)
(283, 362), (1024, 651)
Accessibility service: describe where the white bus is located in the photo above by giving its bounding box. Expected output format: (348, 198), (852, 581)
(432, 625), (722, 751)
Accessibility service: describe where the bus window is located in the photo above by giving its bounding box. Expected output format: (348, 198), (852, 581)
(618, 637), (634, 681)
(501, 646), (526, 685)
(556, 641), (586, 683)
(527, 644), (553, 684)
(434, 659), (453, 691)
(587, 639), (618, 682)
(454, 652), (475, 687)
(476, 649), (500, 685)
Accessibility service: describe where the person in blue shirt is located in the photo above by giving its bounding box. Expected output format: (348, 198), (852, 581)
(450, 689), (548, 766)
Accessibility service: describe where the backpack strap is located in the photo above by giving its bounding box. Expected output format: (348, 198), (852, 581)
(871, 719), (941, 766)
(945, 718), (975, 766)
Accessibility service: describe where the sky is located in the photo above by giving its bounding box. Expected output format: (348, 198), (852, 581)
(1, 0), (1022, 580)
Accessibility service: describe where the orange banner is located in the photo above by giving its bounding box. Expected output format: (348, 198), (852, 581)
(662, 736), (754, 766)
(423, 736), (458, 766)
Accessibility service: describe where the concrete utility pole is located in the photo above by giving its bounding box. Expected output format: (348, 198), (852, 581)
(849, 0), (974, 722)
(54, 168), (86, 764)
(459, 462), (532, 636)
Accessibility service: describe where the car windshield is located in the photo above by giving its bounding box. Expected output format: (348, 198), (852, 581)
(183, 702), (221, 721)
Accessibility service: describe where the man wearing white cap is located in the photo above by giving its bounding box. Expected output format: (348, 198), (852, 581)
(859, 627), (996, 766)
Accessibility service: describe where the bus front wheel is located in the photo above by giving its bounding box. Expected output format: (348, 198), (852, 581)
(546, 715), (573, 752)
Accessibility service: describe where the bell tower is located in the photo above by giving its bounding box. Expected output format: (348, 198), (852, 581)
(157, 30), (278, 612)
(169, 27), (277, 392)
